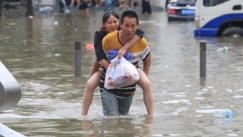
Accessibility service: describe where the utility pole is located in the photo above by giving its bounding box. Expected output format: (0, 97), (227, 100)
(26, 0), (33, 17)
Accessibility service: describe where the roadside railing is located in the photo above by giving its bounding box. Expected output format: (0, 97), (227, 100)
(0, 61), (25, 137)
(0, 61), (21, 111)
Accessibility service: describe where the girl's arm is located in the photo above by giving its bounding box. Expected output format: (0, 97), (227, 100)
(117, 28), (144, 58)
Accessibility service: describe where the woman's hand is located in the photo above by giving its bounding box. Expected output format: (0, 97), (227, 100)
(117, 48), (127, 59)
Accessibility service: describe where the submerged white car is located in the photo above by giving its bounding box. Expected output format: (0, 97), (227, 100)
(167, 0), (196, 21)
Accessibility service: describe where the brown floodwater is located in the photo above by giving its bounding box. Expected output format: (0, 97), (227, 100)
(1, 9), (243, 137)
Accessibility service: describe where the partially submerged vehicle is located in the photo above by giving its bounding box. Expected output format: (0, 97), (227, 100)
(194, 0), (243, 37)
(167, 0), (196, 21)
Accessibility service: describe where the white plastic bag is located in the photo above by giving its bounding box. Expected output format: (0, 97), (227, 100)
(104, 57), (139, 89)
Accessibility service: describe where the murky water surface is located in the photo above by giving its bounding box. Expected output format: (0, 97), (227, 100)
(1, 10), (243, 137)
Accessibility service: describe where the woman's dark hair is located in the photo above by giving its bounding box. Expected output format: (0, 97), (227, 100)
(120, 10), (139, 25)
(100, 11), (119, 32)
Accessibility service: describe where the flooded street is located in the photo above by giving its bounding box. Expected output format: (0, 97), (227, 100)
(1, 9), (243, 137)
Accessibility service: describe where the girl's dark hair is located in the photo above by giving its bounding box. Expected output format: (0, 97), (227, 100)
(100, 11), (119, 32)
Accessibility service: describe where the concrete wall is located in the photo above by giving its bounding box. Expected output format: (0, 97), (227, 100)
(150, 0), (166, 8)
(42, 0), (56, 5)
(33, 0), (56, 6)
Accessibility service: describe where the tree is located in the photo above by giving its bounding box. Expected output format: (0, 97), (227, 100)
(26, 0), (33, 17)
(0, 0), (3, 16)
(165, 0), (169, 11)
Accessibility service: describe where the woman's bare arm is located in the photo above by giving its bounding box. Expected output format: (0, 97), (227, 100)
(117, 29), (144, 58)
(117, 35), (141, 58)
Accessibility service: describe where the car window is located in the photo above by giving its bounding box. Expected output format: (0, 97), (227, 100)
(178, 0), (196, 3)
(203, 0), (230, 7)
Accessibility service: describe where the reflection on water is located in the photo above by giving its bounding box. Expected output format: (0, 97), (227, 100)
(1, 11), (243, 136)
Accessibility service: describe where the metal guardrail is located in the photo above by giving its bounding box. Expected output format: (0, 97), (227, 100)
(0, 61), (25, 137)
(0, 61), (21, 111)
(0, 123), (26, 137)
